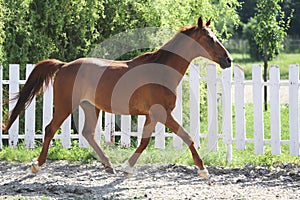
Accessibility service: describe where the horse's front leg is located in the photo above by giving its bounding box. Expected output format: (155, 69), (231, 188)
(123, 114), (157, 174)
(164, 112), (209, 178)
(80, 102), (114, 173)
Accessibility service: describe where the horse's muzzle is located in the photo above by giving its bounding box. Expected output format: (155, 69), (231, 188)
(219, 56), (233, 69)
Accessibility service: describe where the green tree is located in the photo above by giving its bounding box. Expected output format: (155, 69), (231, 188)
(153, 0), (240, 39)
(0, 0), (5, 64)
(3, 0), (33, 65)
(3, 0), (104, 64)
(242, 18), (262, 60)
(28, 0), (103, 62)
(252, 0), (292, 111)
(283, 0), (300, 37)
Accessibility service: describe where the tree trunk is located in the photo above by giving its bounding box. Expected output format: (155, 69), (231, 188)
(263, 42), (268, 111)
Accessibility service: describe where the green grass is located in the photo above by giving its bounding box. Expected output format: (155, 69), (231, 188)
(232, 53), (300, 79)
(0, 103), (299, 168)
(1, 138), (299, 168)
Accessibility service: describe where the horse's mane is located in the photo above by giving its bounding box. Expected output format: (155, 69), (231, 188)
(134, 25), (197, 62)
(179, 25), (197, 33)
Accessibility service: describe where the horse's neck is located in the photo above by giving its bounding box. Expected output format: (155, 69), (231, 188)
(156, 50), (190, 76)
(130, 32), (199, 86)
(158, 32), (199, 75)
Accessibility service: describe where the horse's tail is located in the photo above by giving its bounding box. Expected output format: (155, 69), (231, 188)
(4, 59), (66, 131)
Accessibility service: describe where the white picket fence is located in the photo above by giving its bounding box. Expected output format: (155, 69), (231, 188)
(0, 63), (299, 160)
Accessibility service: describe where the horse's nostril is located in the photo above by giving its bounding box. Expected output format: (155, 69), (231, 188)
(220, 56), (233, 68)
(226, 57), (232, 64)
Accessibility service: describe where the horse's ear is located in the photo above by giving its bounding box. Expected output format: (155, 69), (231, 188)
(206, 18), (212, 27)
(197, 16), (204, 28)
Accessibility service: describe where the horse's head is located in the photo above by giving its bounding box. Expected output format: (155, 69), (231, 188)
(190, 17), (232, 69)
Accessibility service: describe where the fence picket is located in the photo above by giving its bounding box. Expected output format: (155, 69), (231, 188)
(289, 64), (300, 156)
(78, 107), (89, 147)
(222, 67), (232, 162)
(9, 64), (19, 148)
(121, 115), (131, 148)
(207, 64), (218, 151)
(43, 83), (53, 140)
(189, 64), (200, 148)
(104, 113), (115, 144)
(173, 81), (183, 149)
(234, 65), (246, 150)
(270, 65), (281, 155)
(95, 111), (102, 144)
(252, 64), (264, 154)
(137, 115), (146, 146)
(24, 64), (35, 148)
(155, 122), (165, 149)
(61, 116), (71, 148)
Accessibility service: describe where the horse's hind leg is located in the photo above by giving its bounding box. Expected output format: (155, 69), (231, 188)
(164, 112), (209, 178)
(80, 101), (114, 174)
(32, 104), (73, 173)
(123, 114), (157, 174)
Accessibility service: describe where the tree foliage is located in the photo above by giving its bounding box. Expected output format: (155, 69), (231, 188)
(153, 0), (240, 39)
(3, 0), (104, 64)
(238, 0), (299, 38)
(246, 0), (292, 111)
(242, 18), (261, 60)
(0, 0), (5, 64)
(254, 0), (292, 62)
(1, 0), (240, 65)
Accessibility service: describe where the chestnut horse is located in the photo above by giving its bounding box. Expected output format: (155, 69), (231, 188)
(4, 17), (232, 178)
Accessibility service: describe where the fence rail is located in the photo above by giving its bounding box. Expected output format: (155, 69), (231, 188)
(0, 63), (299, 159)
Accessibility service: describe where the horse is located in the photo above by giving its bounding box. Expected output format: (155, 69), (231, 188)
(4, 17), (232, 178)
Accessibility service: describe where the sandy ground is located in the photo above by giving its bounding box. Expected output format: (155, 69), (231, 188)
(0, 160), (299, 200)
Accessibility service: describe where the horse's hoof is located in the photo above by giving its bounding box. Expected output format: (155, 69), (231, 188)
(198, 168), (210, 179)
(31, 159), (41, 173)
(122, 161), (135, 175)
(105, 167), (116, 174)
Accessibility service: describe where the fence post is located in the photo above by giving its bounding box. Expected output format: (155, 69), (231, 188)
(137, 115), (146, 146)
(222, 67), (232, 162)
(9, 64), (19, 148)
(43, 83), (53, 141)
(207, 64), (218, 151)
(252, 64), (264, 154)
(95, 111), (102, 144)
(289, 64), (299, 156)
(270, 65), (281, 155)
(78, 107), (89, 148)
(173, 80), (183, 149)
(121, 115), (131, 148)
(155, 122), (165, 149)
(24, 64), (35, 148)
(189, 64), (200, 149)
(234, 65), (246, 150)
(61, 115), (71, 148)
(104, 113), (115, 144)
(0, 66), (2, 149)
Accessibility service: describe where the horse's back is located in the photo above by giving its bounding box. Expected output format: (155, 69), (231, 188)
(53, 58), (130, 110)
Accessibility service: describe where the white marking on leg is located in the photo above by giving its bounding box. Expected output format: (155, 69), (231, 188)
(31, 158), (42, 173)
(122, 161), (136, 175)
(198, 167), (210, 179)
